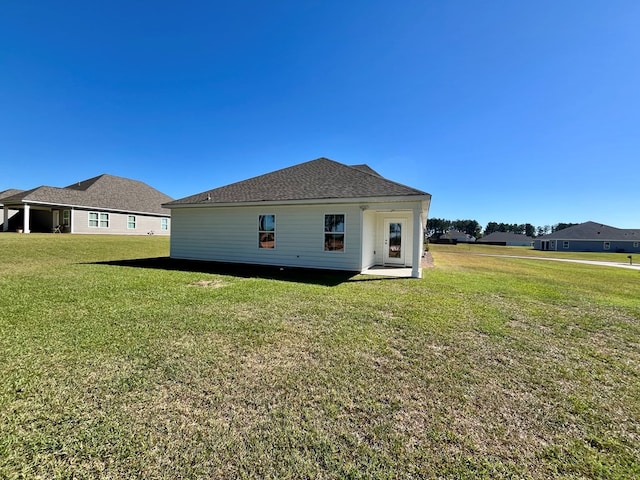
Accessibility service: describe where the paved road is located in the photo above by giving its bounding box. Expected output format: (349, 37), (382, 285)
(477, 254), (640, 271)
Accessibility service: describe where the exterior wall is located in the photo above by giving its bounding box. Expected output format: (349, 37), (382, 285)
(170, 203), (364, 271)
(71, 209), (170, 235)
(0, 208), (19, 230)
(361, 210), (377, 269)
(534, 239), (640, 253)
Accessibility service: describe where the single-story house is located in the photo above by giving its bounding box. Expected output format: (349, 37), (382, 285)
(478, 232), (533, 246)
(438, 230), (475, 243)
(1, 174), (173, 235)
(164, 157), (431, 278)
(0, 189), (24, 231)
(533, 221), (640, 253)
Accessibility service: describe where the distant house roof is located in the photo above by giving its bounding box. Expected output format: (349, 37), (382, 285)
(439, 230), (475, 241)
(0, 189), (25, 202)
(1, 174), (173, 215)
(478, 232), (533, 243)
(166, 157), (430, 206)
(538, 221), (640, 241)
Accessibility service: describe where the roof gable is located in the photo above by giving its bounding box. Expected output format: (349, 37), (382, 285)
(167, 157), (429, 206)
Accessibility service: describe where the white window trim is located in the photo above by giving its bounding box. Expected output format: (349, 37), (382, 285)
(323, 213), (346, 253)
(603, 241), (610, 250)
(89, 212), (110, 228)
(127, 215), (136, 229)
(258, 214), (276, 249)
(161, 218), (168, 231)
(563, 241), (569, 249)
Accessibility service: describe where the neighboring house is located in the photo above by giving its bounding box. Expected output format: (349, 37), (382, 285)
(478, 232), (533, 246)
(533, 221), (640, 253)
(0, 189), (24, 231)
(1, 174), (173, 235)
(164, 157), (431, 278)
(438, 230), (475, 243)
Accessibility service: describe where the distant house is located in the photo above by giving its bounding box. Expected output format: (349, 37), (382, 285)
(438, 230), (475, 243)
(478, 232), (533, 246)
(1, 174), (173, 235)
(0, 189), (24, 232)
(533, 221), (640, 253)
(164, 157), (431, 278)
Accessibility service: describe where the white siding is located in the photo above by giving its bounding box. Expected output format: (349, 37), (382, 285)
(170, 204), (364, 271)
(71, 209), (170, 235)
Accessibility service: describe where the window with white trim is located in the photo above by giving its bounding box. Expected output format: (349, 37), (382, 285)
(563, 241), (569, 249)
(89, 212), (109, 228)
(62, 210), (70, 226)
(258, 214), (275, 249)
(634, 242), (639, 248)
(603, 242), (610, 250)
(324, 214), (345, 252)
(127, 215), (136, 229)
(161, 218), (168, 231)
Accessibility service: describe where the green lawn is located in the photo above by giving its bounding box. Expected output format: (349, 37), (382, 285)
(1, 235), (639, 479)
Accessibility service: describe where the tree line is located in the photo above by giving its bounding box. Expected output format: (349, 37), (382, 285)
(426, 218), (578, 239)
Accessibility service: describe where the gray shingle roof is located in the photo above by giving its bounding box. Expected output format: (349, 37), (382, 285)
(539, 221), (640, 241)
(478, 232), (533, 243)
(166, 157), (430, 206)
(0, 189), (25, 202)
(1, 175), (173, 215)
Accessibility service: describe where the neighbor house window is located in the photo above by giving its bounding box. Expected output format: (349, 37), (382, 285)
(634, 242), (639, 248)
(62, 210), (70, 226)
(324, 214), (345, 252)
(603, 242), (610, 250)
(563, 241), (569, 249)
(89, 212), (109, 228)
(127, 215), (136, 229)
(161, 218), (168, 231)
(258, 214), (275, 249)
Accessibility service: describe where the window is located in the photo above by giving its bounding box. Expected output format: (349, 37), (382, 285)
(127, 215), (136, 229)
(161, 218), (168, 231)
(603, 242), (610, 250)
(324, 214), (345, 252)
(89, 212), (109, 228)
(634, 242), (639, 248)
(62, 210), (70, 226)
(563, 241), (569, 249)
(258, 214), (275, 249)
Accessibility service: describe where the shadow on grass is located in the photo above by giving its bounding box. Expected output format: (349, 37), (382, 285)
(88, 257), (360, 287)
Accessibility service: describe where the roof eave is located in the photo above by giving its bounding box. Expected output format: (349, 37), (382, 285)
(164, 194), (431, 209)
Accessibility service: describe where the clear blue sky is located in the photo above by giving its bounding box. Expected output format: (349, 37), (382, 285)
(2, 1), (639, 230)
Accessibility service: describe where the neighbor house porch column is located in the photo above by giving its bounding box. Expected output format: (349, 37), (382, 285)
(23, 204), (31, 233)
(2, 206), (8, 231)
(411, 208), (423, 279)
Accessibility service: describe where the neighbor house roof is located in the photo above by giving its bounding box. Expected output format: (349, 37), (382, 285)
(0, 189), (25, 202)
(0, 174), (173, 215)
(166, 157), (430, 206)
(538, 221), (640, 241)
(439, 230), (475, 241)
(478, 232), (533, 243)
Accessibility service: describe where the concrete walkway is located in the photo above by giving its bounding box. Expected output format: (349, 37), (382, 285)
(477, 254), (640, 271)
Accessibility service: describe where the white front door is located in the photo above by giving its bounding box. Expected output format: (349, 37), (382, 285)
(383, 220), (404, 265)
(53, 210), (59, 228)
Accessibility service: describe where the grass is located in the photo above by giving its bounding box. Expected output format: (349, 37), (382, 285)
(1, 235), (639, 479)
